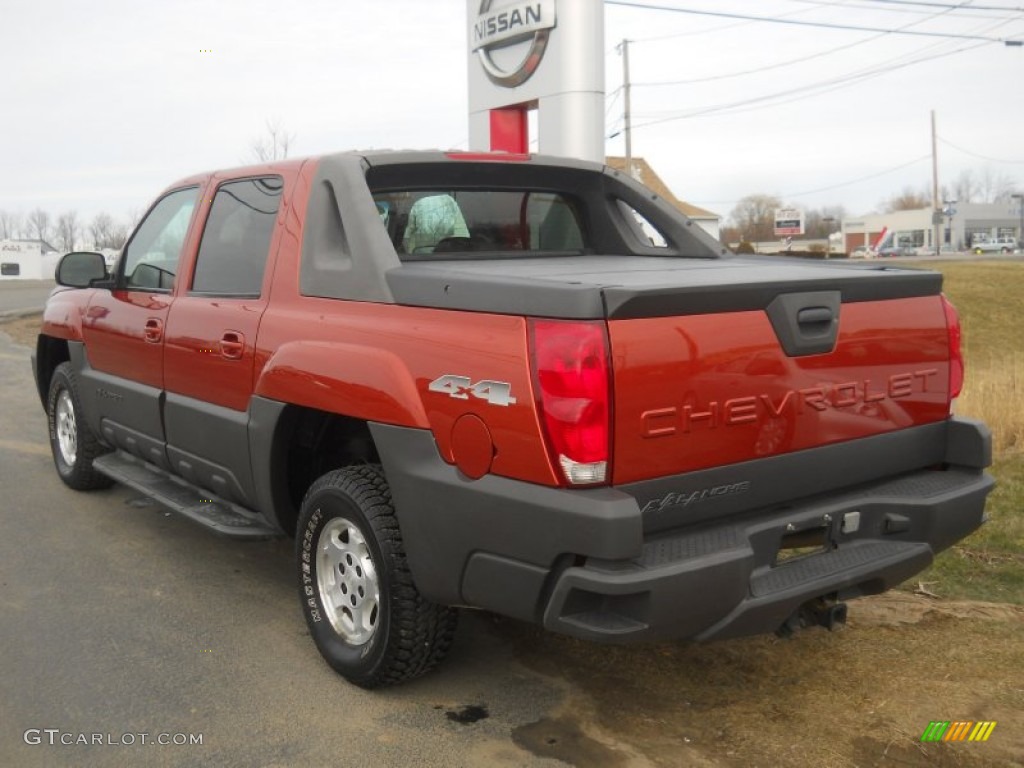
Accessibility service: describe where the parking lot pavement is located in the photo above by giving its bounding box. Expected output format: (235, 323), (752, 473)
(0, 280), (56, 317)
(0, 327), (611, 768)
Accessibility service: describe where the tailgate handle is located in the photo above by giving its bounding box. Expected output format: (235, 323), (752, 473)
(797, 307), (834, 329)
(766, 291), (841, 357)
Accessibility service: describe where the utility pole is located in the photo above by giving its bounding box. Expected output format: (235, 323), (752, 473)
(931, 110), (941, 256)
(620, 38), (633, 178)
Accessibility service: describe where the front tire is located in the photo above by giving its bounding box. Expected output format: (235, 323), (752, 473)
(297, 465), (457, 688)
(47, 362), (113, 490)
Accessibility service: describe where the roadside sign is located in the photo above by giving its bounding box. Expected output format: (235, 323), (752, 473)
(774, 208), (804, 236)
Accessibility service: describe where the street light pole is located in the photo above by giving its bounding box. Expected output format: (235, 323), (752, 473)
(823, 216), (835, 259)
(943, 199), (958, 252)
(1012, 193), (1024, 251)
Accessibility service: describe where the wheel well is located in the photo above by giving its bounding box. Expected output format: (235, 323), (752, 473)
(273, 406), (380, 536)
(35, 335), (70, 407)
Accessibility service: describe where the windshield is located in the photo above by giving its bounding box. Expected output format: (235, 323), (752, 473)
(371, 189), (585, 257)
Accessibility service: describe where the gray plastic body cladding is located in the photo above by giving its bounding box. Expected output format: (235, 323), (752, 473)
(371, 418), (991, 643)
(369, 422), (643, 611)
(299, 154), (400, 303)
(68, 341), (169, 470)
(163, 392), (256, 507)
(247, 396), (291, 533)
(628, 418), (990, 535)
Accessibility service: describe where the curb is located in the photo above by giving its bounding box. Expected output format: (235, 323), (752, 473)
(0, 309), (43, 323)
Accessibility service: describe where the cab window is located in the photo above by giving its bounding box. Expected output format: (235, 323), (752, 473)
(122, 187), (200, 291)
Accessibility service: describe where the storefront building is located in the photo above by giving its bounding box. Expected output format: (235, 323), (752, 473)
(842, 201), (1022, 252)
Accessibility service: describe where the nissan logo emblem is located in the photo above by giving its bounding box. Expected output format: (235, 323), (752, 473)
(471, 1), (557, 88)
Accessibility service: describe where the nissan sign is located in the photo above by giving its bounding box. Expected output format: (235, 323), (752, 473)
(471, 1), (557, 87)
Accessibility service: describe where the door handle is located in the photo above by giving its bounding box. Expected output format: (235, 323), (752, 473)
(144, 318), (163, 344)
(219, 331), (245, 360)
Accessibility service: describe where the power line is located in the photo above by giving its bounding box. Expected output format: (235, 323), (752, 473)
(785, 155), (932, 198)
(635, 36), (882, 86)
(787, 0), (1023, 17)
(938, 136), (1024, 163)
(624, 2), (823, 42)
(632, 0), (961, 87)
(603, 0), (1023, 43)
(627, 40), (988, 128)
(689, 155), (931, 207)
(856, 0), (1024, 11)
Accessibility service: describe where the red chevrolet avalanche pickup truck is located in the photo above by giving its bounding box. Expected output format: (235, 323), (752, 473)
(34, 151), (993, 688)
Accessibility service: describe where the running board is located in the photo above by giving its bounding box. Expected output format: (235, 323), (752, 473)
(93, 452), (281, 539)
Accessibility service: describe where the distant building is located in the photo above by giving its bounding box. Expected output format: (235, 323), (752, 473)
(605, 156), (721, 241)
(0, 239), (60, 280)
(842, 202), (1021, 252)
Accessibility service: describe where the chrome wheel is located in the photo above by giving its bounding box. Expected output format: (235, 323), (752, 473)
(316, 517), (380, 645)
(55, 390), (78, 466)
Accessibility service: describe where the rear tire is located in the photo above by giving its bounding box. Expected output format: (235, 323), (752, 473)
(297, 464), (457, 688)
(47, 362), (113, 490)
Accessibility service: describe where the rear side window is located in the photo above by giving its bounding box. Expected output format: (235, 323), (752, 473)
(192, 176), (282, 296)
(372, 189), (585, 257)
(617, 200), (669, 249)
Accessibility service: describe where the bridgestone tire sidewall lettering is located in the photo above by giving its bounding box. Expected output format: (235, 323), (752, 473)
(295, 465), (457, 687)
(300, 491), (388, 679)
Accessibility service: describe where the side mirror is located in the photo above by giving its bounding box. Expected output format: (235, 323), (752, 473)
(56, 252), (108, 288)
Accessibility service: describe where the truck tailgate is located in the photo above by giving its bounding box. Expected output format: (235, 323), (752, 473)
(609, 293), (953, 485)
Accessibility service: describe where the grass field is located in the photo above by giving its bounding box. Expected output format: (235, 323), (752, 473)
(913, 260), (1024, 603)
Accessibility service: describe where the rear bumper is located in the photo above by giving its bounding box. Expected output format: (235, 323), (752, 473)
(542, 465), (991, 642)
(371, 418), (993, 644)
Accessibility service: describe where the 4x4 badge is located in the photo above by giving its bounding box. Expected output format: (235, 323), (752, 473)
(428, 375), (517, 406)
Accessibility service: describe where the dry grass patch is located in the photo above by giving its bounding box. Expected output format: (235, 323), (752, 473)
(913, 260), (1024, 603)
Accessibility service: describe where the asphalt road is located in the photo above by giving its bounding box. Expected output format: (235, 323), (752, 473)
(0, 280), (56, 316)
(0, 325), (610, 768)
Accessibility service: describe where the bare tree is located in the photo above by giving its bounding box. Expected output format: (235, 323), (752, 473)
(27, 208), (51, 244)
(0, 210), (21, 239)
(728, 194), (783, 242)
(109, 221), (131, 249)
(950, 169), (978, 203)
(805, 205), (848, 238)
(250, 119), (295, 163)
(882, 186), (931, 212)
(90, 212), (115, 249)
(56, 211), (81, 252)
(976, 166), (1017, 204)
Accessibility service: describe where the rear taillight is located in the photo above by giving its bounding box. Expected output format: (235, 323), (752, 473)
(941, 294), (964, 402)
(529, 319), (611, 486)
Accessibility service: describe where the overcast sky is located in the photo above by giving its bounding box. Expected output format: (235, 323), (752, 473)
(2, 0), (1021, 232)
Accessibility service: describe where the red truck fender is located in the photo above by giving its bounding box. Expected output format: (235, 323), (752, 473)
(255, 340), (430, 429)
